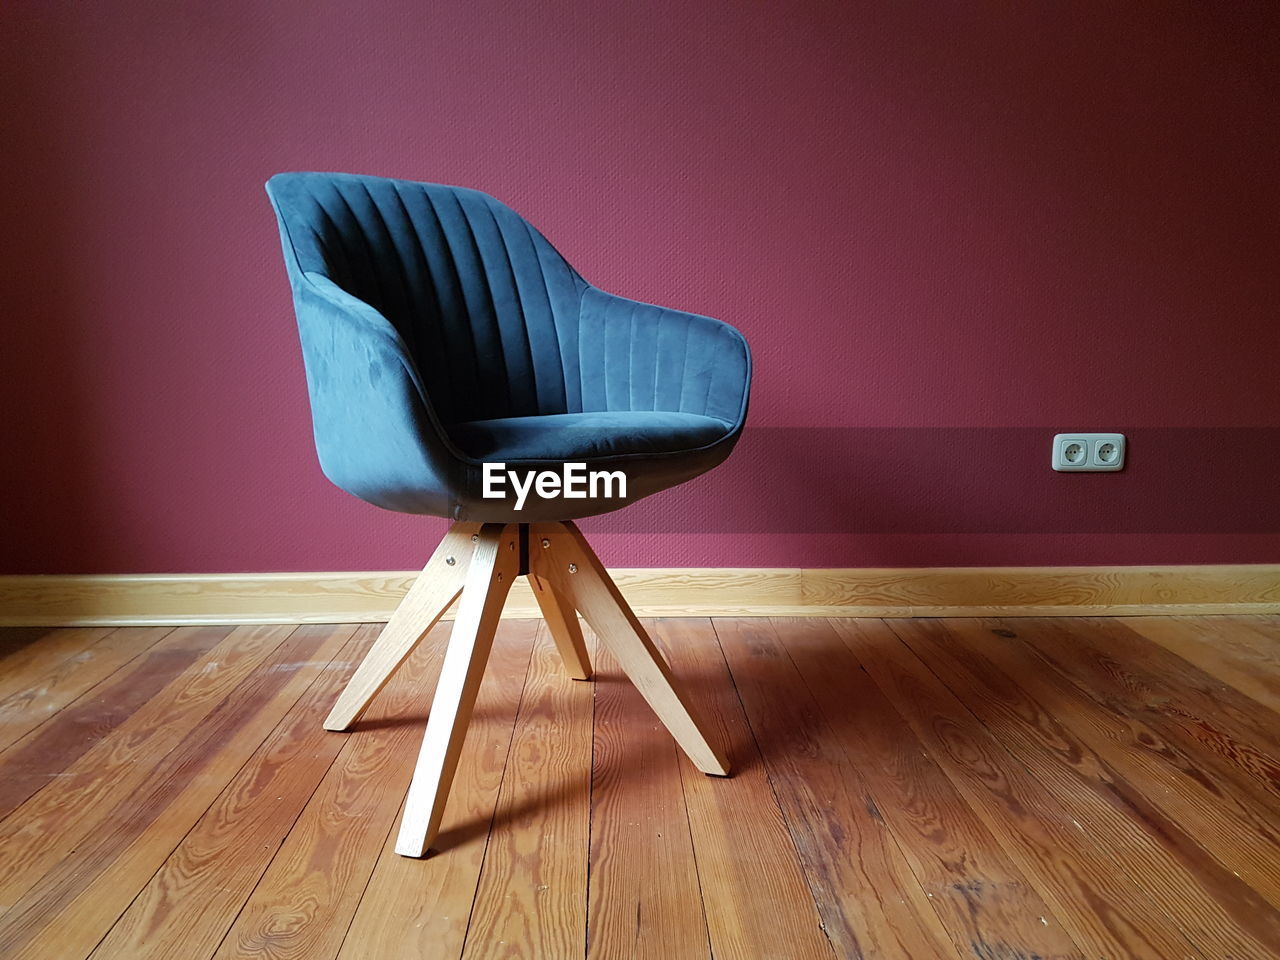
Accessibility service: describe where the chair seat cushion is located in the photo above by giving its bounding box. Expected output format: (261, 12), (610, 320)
(448, 411), (734, 462)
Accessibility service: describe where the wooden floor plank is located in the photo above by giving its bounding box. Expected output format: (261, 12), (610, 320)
(763, 617), (1082, 960)
(1014, 617), (1280, 803)
(0, 624), (352, 960)
(715, 618), (965, 960)
(983, 619), (1274, 906)
(0, 625), (230, 820)
(0, 613), (1277, 959)
(88, 624), (364, 960)
(0, 627), (172, 751)
(656, 618), (836, 960)
(587, 631), (709, 960)
(885, 619), (1280, 957)
(0, 624), (299, 911)
(0, 628), (53, 660)
(1083, 618), (1279, 754)
(834, 617), (1204, 959)
(1125, 616), (1280, 713)
(336, 619), (537, 960)
(896, 618), (1280, 952)
(0, 628), (116, 703)
(209, 617), (467, 960)
(460, 622), (594, 960)
(965, 619), (1280, 902)
(1236, 615), (1280, 650)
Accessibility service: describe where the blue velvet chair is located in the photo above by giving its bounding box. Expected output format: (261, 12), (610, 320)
(267, 172), (750, 858)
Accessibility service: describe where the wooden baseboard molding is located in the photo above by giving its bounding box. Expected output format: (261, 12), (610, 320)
(0, 565), (1276, 626)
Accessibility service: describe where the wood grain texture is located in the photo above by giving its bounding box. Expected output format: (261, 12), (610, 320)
(655, 617), (837, 960)
(892, 618), (1280, 955)
(0, 615), (1277, 960)
(939, 619), (1280, 906)
(833, 617), (1203, 959)
(88, 624), (364, 960)
(396, 524), (519, 857)
(0, 625), (229, 820)
(0, 624), (352, 960)
(803, 565), (1280, 611)
(460, 622), (594, 960)
(1237, 615), (1280, 652)
(755, 617), (1082, 960)
(1082, 620), (1280, 755)
(325, 523), (478, 731)
(890, 619), (1280, 957)
(0, 627), (115, 700)
(587, 632), (709, 960)
(532, 523), (728, 775)
(0, 569), (803, 624)
(529, 572), (591, 680)
(4, 564), (1276, 626)
(1124, 615), (1280, 712)
(0, 626), (170, 750)
(207, 618), (458, 960)
(713, 617), (967, 960)
(0, 624), (299, 911)
(337, 620), (537, 960)
(1015, 617), (1280, 802)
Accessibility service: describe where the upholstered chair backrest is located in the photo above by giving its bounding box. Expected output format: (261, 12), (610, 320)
(267, 172), (586, 426)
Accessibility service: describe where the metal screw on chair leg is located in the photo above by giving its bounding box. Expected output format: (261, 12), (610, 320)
(445, 556), (456, 566)
(471, 534), (479, 542)
(497, 572), (504, 583)
(568, 563), (578, 574)
(541, 538), (550, 549)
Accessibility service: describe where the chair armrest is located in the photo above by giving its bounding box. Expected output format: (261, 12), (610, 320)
(576, 286), (751, 427)
(289, 272), (463, 513)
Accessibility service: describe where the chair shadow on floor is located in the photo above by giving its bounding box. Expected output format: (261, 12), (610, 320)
(345, 623), (752, 858)
(0, 628), (55, 660)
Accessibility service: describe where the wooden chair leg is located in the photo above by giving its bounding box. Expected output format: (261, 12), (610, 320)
(395, 524), (519, 858)
(324, 522), (482, 732)
(529, 521), (729, 776)
(530, 572), (592, 680)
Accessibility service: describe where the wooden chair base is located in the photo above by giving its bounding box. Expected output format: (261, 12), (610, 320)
(323, 521), (730, 859)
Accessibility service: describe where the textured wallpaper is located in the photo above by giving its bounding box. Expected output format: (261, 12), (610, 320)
(2, 1), (1277, 571)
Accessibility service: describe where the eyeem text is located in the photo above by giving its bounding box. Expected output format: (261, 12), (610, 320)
(482, 462), (627, 511)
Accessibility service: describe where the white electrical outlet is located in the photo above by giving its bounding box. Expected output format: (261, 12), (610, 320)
(1052, 433), (1125, 472)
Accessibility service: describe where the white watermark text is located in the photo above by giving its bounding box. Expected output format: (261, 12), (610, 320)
(482, 462), (627, 510)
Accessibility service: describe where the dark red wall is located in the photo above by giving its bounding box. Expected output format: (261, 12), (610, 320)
(3, 1), (1277, 572)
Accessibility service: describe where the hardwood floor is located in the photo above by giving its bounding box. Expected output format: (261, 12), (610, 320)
(0, 615), (1278, 959)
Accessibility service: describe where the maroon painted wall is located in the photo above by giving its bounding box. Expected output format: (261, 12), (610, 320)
(3, 2), (1277, 573)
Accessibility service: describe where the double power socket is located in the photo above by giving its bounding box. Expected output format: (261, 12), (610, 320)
(1052, 433), (1126, 472)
